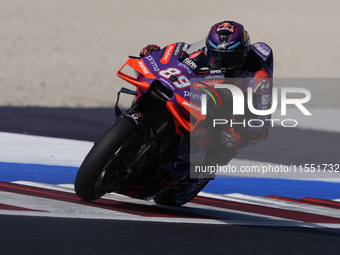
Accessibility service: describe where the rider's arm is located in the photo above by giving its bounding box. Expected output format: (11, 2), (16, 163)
(231, 43), (274, 150)
(242, 69), (272, 142)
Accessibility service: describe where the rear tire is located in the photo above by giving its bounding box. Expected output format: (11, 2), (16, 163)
(74, 117), (141, 201)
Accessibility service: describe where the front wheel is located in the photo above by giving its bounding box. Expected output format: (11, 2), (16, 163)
(74, 117), (143, 201)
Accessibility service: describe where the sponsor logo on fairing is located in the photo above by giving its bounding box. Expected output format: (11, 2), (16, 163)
(137, 61), (149, 75)
(204, 74), (225, 80)
(177, 62), (192, 74)
(160, 44), (175, 64)
(254, 43), (270, 57)
(183, 58), (198, 70)
(184, 91), (202, 100)
(210, 69), (223, 74)
(145, 55), (160, 72)
(173, 43), (183, 57)
(182, 43), (189, 52)
(159, 78), (175, 90)
(182, 100), (201, 111)
(193, 80), (222, 90)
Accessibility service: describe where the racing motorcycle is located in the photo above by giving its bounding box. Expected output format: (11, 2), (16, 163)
(74, 41), (222, 206)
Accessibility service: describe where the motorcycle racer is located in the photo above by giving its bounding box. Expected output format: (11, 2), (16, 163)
(75, 21), (274, 206)
(139, 20), (274, 166)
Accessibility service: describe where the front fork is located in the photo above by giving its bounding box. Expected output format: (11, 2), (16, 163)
(114, 88), (180, 174)
(115, 87), (175, 140)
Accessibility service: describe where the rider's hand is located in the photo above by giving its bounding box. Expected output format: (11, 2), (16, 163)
(139, 44), (161, 58)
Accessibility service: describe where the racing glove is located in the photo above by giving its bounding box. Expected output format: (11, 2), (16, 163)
(139, 44), (161, 58)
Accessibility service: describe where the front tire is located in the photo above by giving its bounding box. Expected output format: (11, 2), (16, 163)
(74, 117), (142, 201)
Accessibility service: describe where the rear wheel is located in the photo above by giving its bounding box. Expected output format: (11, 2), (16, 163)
(74, 117), (145, 201)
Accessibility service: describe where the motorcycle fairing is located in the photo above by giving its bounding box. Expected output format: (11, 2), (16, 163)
(117, 42), (211, 133)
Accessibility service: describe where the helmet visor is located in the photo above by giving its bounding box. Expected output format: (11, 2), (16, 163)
(208, 48), (248, 70)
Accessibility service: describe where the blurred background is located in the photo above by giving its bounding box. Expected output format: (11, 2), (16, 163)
(0, 0), (339, 107)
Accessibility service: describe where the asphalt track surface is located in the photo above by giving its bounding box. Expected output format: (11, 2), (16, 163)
(2, 106), (340, 166)
(2, 215), (340, 255)
(1, 107), (340, 254)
